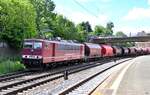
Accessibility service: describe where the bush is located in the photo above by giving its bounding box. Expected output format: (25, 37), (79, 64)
(0, 58), (25, 75)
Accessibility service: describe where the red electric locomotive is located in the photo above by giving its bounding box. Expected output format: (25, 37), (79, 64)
(22, 39), (84, 68)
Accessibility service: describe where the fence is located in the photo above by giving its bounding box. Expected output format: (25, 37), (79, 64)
(0, 42), (20, 58)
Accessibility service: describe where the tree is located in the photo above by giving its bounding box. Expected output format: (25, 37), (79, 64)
(115, 31), (133, 47)
(76, 22), (87, 42)
(0, 0), (37, 49)
(75, 21), (93, 42)
(115, 31), (127, 37)
(78, 21), (92, 32)
(106, 22), (114, 36)
(92, 22), (114, 37)
(30, 0), (55, 38)
(94, 25), (106, 36)
(84, 21), (92, 32)
(53, 15), (78, 40)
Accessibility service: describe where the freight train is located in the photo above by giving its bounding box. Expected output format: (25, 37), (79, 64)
(22, 39), (150, 69)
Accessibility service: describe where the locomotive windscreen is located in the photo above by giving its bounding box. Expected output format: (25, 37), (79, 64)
(34, 42), (42, 49)
(24, 42), (33, 48)
(24, 42), (42, 49)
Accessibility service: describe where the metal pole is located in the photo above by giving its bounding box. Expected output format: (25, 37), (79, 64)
(64, 70), (68, 80)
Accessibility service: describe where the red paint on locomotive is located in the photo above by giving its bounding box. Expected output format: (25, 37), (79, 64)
(22, 39), (84, 67)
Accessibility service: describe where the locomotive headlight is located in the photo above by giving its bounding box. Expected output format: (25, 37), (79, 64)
(22, 55), (42, 59)
(22, 55), (26, 58)
(37, 55), (42, 59)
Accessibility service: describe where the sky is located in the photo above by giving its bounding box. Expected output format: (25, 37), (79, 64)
(53, 0), (150, 36)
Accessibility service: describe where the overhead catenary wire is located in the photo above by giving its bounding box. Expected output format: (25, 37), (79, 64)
(72, 0), (99, 18)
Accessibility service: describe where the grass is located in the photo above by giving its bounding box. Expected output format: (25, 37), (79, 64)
(0, 57), (25, 75)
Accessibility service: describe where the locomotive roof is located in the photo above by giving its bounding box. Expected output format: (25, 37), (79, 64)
(24, 39), (83, 46)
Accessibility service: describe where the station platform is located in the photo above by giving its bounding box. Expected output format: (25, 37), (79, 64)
(91, 55), (150, 95)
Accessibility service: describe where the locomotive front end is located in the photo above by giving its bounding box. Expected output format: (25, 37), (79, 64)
(22, 39), (43, 68)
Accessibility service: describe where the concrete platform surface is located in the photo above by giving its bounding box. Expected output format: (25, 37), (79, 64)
(116, 55), (150, 95)
(92, 55), (150, 95)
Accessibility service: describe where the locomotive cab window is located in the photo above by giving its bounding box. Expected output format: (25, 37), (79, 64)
(24, 42), (33, 48)
(34, 42), (42, 49)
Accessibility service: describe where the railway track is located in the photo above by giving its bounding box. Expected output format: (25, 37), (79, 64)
(0, 71), (26, 78)
(0, 59), (97, 83)
(0, 60), (100, 82)
(0, 70), (35, 82)
(52, 58), (132, 95)
(0, 57), (124, 95)
(0, 57), (133, 95)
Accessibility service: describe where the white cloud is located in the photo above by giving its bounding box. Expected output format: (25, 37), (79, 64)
(67, 12), (109, 27)
(148, 0), (150, 5)
(55, 5), (109, 28)
(123, 7), (150, 21)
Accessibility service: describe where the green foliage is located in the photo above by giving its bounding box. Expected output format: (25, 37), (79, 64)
(76, 30), (87, 42)
(0, 0), (116, 46)
(115, 31), (127, 37)
(0, 58), (25, 75)
(75, 21), (93, 42)
(30, 0), (55, 38)
(92, 22), (115, 37)
(0, 0), (37, 49)
(44, 32), (53, 39)
(52, 15), (78, 40)
(93, 25), (106, 36)
(76, 22), (87, 42)
(80, 21), (92, 32)
(106, 22), (114, 36)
